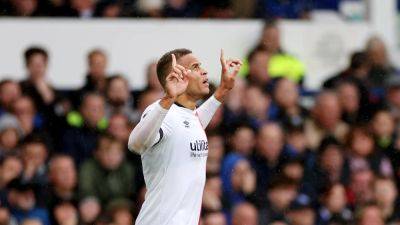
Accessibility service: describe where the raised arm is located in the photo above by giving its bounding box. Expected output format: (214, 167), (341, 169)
(196, 50), (242, 129)
(128, 54), (190, 154)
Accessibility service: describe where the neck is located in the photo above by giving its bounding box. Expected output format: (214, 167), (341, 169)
(175, 94), (197, 110)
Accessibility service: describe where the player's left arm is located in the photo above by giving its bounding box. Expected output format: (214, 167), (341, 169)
(196, 50), (242, 129)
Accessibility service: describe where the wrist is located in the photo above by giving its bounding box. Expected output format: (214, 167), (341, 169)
(159, 95), (175, 110)
(214, 87), (229, 102)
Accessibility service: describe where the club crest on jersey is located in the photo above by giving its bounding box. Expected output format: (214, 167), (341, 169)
(183, 120), (190, 128)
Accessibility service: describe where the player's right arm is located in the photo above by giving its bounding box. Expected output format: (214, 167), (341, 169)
(128, 54), (189, 154)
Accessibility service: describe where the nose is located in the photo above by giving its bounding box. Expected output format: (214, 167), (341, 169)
(201, 68), (208, 76)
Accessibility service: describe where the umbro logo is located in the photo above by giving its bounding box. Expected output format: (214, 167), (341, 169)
(183, 120), (190, 128)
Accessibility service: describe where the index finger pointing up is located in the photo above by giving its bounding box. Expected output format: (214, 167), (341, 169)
(171, 54), (177, 68)
(220, 49), (225, 65)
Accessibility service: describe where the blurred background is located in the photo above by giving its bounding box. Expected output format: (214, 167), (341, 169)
(1, 0), (400, 225)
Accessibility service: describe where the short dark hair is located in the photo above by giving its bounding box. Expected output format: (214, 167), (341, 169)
(350, 51), (369, 69)
(87, 48), (107, 63)
(24, 46), (48, 66)
(156, 48), (192, 88)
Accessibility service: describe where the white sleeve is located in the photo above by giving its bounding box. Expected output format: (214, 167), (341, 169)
(128, 102), (169, 154)
(195, 95), (221, 129)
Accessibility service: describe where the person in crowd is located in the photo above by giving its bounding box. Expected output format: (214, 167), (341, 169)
(0, 154), (23, 190)
(0, 80), (22, 115)
(105, 75), (139, 123)
(62, 92), (107, 165)
(79, 135), (137, 207)
(370, 109), (396, 151)
(347, 167), (375, 208)
(0, 114), (23, 155)
(7, 178), (50, 225)
(0, 0), (50, 16)
(255, 0), (311, 19)
(346, 125), (393, 177)
(335, 81), (363, 125)
(252, 122), (292, 198)
(0, 205), (17, 225)
(365, 36), (397, 88)
(385, 75), (400, 124)
(317, 183), (352, 225)
(373, 177), (400, 223)
(221, 153), (256, 210)
(20, 47), (57, 116)
(78, 197), (101, 225)
(231, 202), (258, 225)
(75, 49), (108, 104)
(305, 91), (349, 149)
(202, 175), (223, 213)
(203, 212), (227, 225)
(162, 0), (203, 18)
(94, 0), (123, 18)
(240, 46), (271, 89)
(46, 154), (78, 223)
(107, 201), (134, 225)
(228, 124), (256, 157)
(285, 197), (316, 225)
(52, 202), (78, 225)
(273, 78), (308, 129)
(54, 0), (96, 18)
(240, 85), (273, 129)
(21, 219), (44, 225)
(206, 133), (225, 176)
(355, 203), (385, 225)
(259, 176), (298, 224)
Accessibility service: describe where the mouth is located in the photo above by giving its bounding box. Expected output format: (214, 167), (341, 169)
(202, 79), (209, 86)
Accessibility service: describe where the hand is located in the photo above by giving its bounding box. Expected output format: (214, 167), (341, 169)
(219, 49), (242, 91)
(164, 54), (190, 100)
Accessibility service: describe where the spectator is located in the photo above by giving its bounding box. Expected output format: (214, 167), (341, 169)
(21, 219), (43, 225)
(7, 178), (50, 225)
(203, 212), (227, 225)
(385, 75), (400, 124)
(11, 96), (45, 137)
(0, 206), (17, 225)
(335, 81), (363, 125)
(231, 202), (258, 225)
(305, 91), (349, 149)
(47, 154), (78, 222)
(221, 153), (256, 210)
(348, 168), (375, 208)
(55, 0), (96, 18)
(75, 49), (108, 104)
(346, 125), (393, 177)
(355, 203), (385, 225)
(317, 183), (352, 225)
(94, 0), (123, 18)
(20, 135), (49, 200)
(79, 135), (137, 206)
(259, 176), (298, 224)
(0, 0), (50, 16)
(240, 46), (271, 89)
(273, 78), (308, 129)
(373, 177), (400, 223)
(20, 47), (57, 116)
(52, 202), (78, 225)
(162, 0), (202, 18)
(370, 109), (395, 151)
(0, 80), (22, 115)
(107, 201), (134, 225)
(62, 92), (107, 166)
(105, 75), (139, 123)
(240, 85), (272, 129)
(285, 197), (316, 225)
(206, 133), (225, 176)
(365, 36), (397, 88)
(256, 0), (312, 19)
(202, 175), (223, 213)
(78, 197), (101, 225)
(252, 123), (291, 197)
(0, 114), (23, 155)
(0, 154), (23, 189)
(228, 124), (256, 157)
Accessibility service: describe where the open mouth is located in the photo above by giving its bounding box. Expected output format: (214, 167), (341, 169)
(203, 79), (209, 84)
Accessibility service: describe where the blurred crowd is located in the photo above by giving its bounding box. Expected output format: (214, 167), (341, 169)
(0, 0), (382, 19)
(0, 19), (400, 225)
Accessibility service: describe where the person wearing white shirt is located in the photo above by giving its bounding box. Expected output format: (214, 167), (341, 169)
(128, 48), (242, 225)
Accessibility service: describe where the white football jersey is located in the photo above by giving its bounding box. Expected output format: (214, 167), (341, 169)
(135, 101), (208, 225)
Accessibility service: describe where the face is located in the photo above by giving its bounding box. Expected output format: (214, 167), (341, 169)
(0, 128), (19, 150)
(81, 95), (105, 128)
(320, 146), (344, 172)
(374, 179), (397, 206)
(232, 204), (258, 225)
(257, 124), (284, 162)
(13, 97), (35, 119)
(113, 209), (133, 225)
(387, 88), (400, 108)
(268, 187), (297, 210)
(262, 26), (280, 53)
(249, 51), (270, 84)
(22, 143), (48, 168)
(351, 131), (374, 157)
(204, 213), (227, 225)
(338, 83), (359, 114)
(0, 208), (10, 225)
(79, 199), (101, 224)
(287, 209), (315, 225)
(177, 54), (209, 98)
(107, 115), (130, 142)
(27, 53), (47, 80)
(314, 94), (341, 130)
(1, 156), (23, 185)
(0, 81), (21, 109)
(372, 111), (395, 138)
(231, 127), (255, 156)
(50, 157), (77, 190)
(283, 163), (304, 181)
(287, 131), (307, 154)
(15, 190), (35, 211)
(274, 78), (299, 109)
(325, 184), (346, 213)
(206, 136), (224, 174)
(243, 86), (270, 119)
(351, 170), (374, 203)
(231, 160), (252, 191)
(97, 141), (124, 170)
(358, 206), (384, 225)
(88, 52), (107, 78)
(107, 77), (130, 106)
(54, 203), (78, 225)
